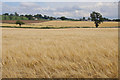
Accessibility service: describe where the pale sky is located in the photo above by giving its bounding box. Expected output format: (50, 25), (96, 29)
(2, 2), (119, 19)
(1, 0), (119, 2)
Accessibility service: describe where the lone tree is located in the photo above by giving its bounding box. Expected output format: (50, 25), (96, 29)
(90, 11), (103, 28)
(16, 20), (25, 27)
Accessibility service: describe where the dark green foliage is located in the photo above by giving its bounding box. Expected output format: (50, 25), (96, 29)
(102, 17), (111, 21)
(112, 19), (120, 21)
(88, 17), (91, 21)
(3, 13), (9, 16)
(1, 12), (119, 21)
(15, 20), (25, 27)
(59, 16), (67, 20)
(5, 16), (10, 20)
(49, 17), (56, 20)
(43, 15), (49, 19)
(82, 17), (86, 21)
(14, 12), (19, 16)
(34, 14), (43, 20)
(40, 27), (56, 29)
(2, 15), (28, 20)
(90, 11), (103, 28)
(25, 14), (34, 20)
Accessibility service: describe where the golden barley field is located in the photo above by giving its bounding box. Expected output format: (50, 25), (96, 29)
(2, 28), (118, 78)
(2, 21), (119, 28)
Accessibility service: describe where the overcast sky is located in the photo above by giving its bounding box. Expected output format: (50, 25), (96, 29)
(1, 0), (119, 2)
(2, 2), (119, 19)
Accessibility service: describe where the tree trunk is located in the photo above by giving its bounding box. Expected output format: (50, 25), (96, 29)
(19, 24), (21, 27)
(95, 23), (99, 28)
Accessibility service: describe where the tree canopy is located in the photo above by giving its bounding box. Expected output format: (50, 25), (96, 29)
(90, 11), (104, 28)
(16, 20), (25, 27)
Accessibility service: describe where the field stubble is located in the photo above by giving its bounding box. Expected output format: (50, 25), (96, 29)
(2, 28), (118, 78)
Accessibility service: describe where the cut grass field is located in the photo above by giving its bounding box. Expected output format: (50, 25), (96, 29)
(2, 21), (119, 28)
(2, 28), (118, 78)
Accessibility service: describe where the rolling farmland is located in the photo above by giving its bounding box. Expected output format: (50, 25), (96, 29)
(2, 21), (119, 28)
(2, 28), (118, 78)
(1, 1), (119, 79)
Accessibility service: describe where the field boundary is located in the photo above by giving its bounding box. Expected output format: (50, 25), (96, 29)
(1, 26), (119, 29)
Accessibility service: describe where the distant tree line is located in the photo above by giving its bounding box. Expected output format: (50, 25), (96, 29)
(1, 12), (120, 21)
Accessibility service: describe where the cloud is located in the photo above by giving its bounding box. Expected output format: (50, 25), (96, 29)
(57, 5), (82, 12)
(2, 0), (119, 2)
(76, 2), (118, 18)
(2, 2), (118, 19)
(20, 2), (39, 7)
